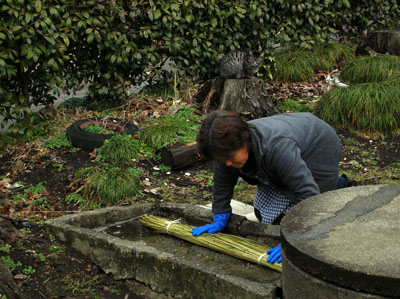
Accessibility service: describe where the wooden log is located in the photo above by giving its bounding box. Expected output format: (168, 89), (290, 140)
(160, 142), (206, 170)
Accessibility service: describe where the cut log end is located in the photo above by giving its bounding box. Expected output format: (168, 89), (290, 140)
(161, 142), (206, 170)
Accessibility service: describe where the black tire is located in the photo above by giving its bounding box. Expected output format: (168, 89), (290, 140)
(66, 118), (138, 149)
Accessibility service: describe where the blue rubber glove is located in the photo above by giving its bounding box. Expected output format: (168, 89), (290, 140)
(267, 244), (282, 264)
(191, 212), (231, 236)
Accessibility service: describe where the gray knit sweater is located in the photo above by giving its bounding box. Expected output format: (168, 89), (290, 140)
(212, 112), (342, 215)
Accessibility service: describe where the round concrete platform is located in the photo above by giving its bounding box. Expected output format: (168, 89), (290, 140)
(281, 184), (400, 298)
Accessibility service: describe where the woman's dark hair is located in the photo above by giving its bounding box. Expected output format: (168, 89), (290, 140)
(197, 110), (251, 160)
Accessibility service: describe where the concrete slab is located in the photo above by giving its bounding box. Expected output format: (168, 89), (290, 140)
(199, 199), (259, 222)
(45, 202), (281, 298)
(281, 184), (400, 298)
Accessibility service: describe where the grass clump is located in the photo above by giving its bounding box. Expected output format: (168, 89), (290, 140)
(271, 43), (354, 83)
(272, 48), (315, 83)
(82, 167), (142, 205)
(340, 56), (400, 84)
(73, 167), (99, 180)
(314, 43), (354, 72)
(96, 134), (140, 165)
(140, 107), (200, 152)
(315, 80), (400, 134)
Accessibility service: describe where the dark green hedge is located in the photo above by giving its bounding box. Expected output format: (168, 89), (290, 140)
(1, 0), (399, 135)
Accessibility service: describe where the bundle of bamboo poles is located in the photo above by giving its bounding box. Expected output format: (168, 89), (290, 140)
(139, 214), (282, 273)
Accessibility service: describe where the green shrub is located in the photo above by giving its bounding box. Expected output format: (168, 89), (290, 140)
(315, 80), (400, 134)
(340, 56), (400, 84)
(96, 135), (140, 165)
(82, 167), (142, 205)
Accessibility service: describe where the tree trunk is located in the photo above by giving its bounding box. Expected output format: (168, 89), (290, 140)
(195, 77), (280, 120)
(356, 29), (400, 56)
(0, 261), (25, 299)
(160, 142), (206, 170)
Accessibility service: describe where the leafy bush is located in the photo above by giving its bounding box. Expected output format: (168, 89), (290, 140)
(82, 167), (142, 205)
(340, 56), (400, 84)
(1, 0), (399, 136)
(96, 135), (141, 165)
(315, 80), (400, 134)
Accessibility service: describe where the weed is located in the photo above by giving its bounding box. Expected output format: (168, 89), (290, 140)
(43, 135), (72, 148)
(33, 252), (46, 262)
(96, 134), (140, 165)
(0, 244), (11, 253)
(62, 275), (100, 295)
(23, 266), (36, 275)
(50, 245), (65, 252)
(65, 193), (82, 205)
(361, 151), (370, 157)
(157, 164), (171, 172)
(276, 98), (315, 113)
(0, 255), (22, 272)
(19, 228), (31, 236)
(83, 124), (115, 135)
(83, 167), (142, 205)
(110, 288), (121, 295)
(52, 162), (64, 172)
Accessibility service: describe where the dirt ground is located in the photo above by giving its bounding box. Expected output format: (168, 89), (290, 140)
(1, 76), (400, 298)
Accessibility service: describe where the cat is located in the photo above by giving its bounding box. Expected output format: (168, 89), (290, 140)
(219, 49), (264, 79)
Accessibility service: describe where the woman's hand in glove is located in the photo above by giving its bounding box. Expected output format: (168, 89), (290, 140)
(267, 244), (282, 264)
(191, 212), (231, 236)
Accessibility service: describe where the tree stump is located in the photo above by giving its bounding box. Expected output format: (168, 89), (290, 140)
(356, 29), (400, 56)
(195, 77), (280, 120)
